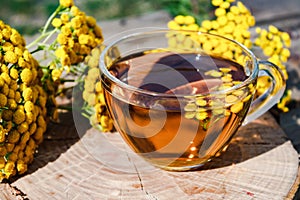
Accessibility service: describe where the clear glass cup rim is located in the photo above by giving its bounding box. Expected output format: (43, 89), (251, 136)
(99, 29), (259, 98)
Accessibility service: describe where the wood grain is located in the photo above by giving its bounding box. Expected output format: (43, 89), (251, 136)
(0, 111), (297, 200)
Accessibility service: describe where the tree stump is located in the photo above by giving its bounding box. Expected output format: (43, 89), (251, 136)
(0, 111), (297, 199)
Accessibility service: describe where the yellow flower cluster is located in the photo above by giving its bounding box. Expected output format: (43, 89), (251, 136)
(50, 1), (114, 132)
(35, 0), (105, 122)
(168, 0), (292, 112)
(0, 21), (48, 180)
(254, 25), (292, 112)
(255, 25), (291, 79)
(82, 47), (114, 132)
(51, 1), (104, 73)
(168, 0), (255, 49)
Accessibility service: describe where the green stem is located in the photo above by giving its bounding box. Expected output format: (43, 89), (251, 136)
(26, 34), (46, 50)
(30, 46), (44, 54)
(26, 5), (62, 50)
(42, 29), (58, 45)
(27, 29), (57, 50)
(42, 5), (62, 35)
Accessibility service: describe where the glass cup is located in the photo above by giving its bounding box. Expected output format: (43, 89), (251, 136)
(99, 29), (285, 171)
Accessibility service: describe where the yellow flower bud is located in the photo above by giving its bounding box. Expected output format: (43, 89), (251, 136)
(23, 50), (31, 62)
(22, 87), (33, 101)
(2, 109), (13, 121)
(10, 29), (23, 46)
(212, 0), (223, 6)
(0, 93), (7, 107)
(217, 15), (228, 26)
(220, 1), (230, 9)
(51, 69), (62, 82)
(201, 20), (212, 30)
(1, 83), (9, 96)
(0, 146), (7, 156)
(230, 101), (244, 113)
(2, 28), (12, 40)
(4, 51), (18, 64)
(59, 0), (74, 8)
(24, 101), (35, 113)
(174, 15), (185, 24)
(60, 55), (71, 66)
(57, 33), (68, 45)
(268, 25), (278, 34)
(2, 42), (14, 52)
(86, 16), (97, 27)
(4, 161), (15, 173)
(26, 112), (34, 124)
(0, 76), (4, 88)
(263, 46), (274, 56)
(10, 68), (19, 80)
(79, 34), (91, 45)
(33, 127), (44, 144)
(237, 2), (248, 13)
(37, 115), (46, 128)
(247, 16), (256, 27)
(0, 157), (5, 169)
(0, 126), (6, 143)
(20, 131), (30, 145)
(196, 111), (208, 120)
(230, 6), (240, 15)
(17, 160), (27, 174)
(8, 130), (20, 143)
(20, 68), (33, 85)
(61, 25), (72, 36)
(71, 16), (82, 29)
(215, 8), (226, 16)
(5, 143), (14, 153)
(13, 109), (26, 125)
(29, 123), (37, 135)
(17, 122), (29, 134)
(70, 6), (80, 16)
(7, 98), (17, 110)
(281, 48), (291, 58)
(1, 72), (11, 85)
(184, 16), (196, 25)
(168, 21), (180, 30)
(52, 18), (62, 28)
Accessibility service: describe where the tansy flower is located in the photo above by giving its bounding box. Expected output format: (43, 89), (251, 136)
(51, 18), (62, 28)
(51, 69), (62, 82)
(13, 109), (26, 125)
(4, 51), (18, 64)
(59, 0), (74, 8)
(20, 68), (33, 85)
(167, 0), (292, 114)
(0, 20), (48, 181)
(0, 93), (7, 107)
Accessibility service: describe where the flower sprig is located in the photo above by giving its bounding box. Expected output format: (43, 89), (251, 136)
(25, 0), (105, 122)
(0, 0), (108, 181)
(168, 0), (292, 112)
(0, 20), (47, 180)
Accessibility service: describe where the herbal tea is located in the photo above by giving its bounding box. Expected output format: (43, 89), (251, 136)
(103, 51), (254, 170)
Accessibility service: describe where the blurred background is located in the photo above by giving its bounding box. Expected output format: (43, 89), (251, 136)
(1, 0), (300, 35)
(0, 0), (214, 35)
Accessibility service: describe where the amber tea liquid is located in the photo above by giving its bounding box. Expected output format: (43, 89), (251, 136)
(103, 51), (252, 171)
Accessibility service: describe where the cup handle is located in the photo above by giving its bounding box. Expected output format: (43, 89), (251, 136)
(243, 60), (286, 125)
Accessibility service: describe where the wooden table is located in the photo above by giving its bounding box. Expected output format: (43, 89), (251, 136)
(0, 111), (299, 199)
